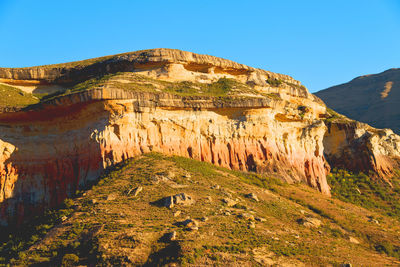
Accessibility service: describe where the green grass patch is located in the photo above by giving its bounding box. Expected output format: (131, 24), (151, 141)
(0, 84), (39, 107)
(266, 78), (283, 87)
(328, 168), (400, 220)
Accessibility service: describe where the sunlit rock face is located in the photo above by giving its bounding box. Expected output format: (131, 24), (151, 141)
(0, 89), (330, 225)
(0, 48), (374, 225)
(324, 120), (400, 183)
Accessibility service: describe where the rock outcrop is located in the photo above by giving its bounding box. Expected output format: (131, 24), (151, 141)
(323, 119), (400, 181)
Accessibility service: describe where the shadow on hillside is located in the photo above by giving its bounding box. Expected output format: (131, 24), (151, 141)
(143, 241), (182, 267)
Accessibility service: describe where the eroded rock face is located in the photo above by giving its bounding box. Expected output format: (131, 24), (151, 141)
(324, 120), (400, 181)
(0, 48), (331, 225)
(0, 91), (330, 225)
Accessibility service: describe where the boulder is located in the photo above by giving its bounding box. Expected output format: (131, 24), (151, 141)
(222, 198), (237, 207)
(298, 216), (322, 228)
(245, 193), (259, 202)
(127, 186), (143, 197)
(163, 193), (194, 209)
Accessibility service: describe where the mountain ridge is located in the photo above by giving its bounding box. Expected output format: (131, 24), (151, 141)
(315, 68), (400, 134)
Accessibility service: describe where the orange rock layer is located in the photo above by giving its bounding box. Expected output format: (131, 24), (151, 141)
(0, 92), (330, 225)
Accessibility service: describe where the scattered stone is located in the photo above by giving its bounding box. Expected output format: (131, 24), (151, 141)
(349, 236), (360, 244)
(318, 230), (323, 234)
(223, 211), (232, 216)
(188, 225), (199, 231)
(369, 218), (380, 225)
(211, 184), (220, 190)
(222, 198), (237, 207)
(294, 235), (300, 239)
(61, 216), (68, 222)
(127, 186), (143, 197)
(106, 194), (116, 201)
(255, 217), (266, 222)
(223, 192), (233, 198)
(249, 221), (256, 229)
(163, 193), (194, 209)
(200, 216), (208, 222)
(151, 174), (172, 184)
(90, 199), (97, 204)
(174, 193), (194, 205)
(206, 196), (212, 202)
(165, 196), (175, 209)
(245, 193), (259, 202)
(183, 173), (191, 178)
(300, 209), (306, 215)
(298, 216), (322, 228)
(161, 231), (177, 242)
(239, 213), (255, 221)
(168, 231), (177, 241)
(180, 219), (198, 228)
(173, 211), (182, 217)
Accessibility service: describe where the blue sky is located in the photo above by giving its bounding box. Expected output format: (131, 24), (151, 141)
(0, 0), (399, 92)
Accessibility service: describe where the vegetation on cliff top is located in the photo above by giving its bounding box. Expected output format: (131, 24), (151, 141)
(31, 72), (281, 106)
(0, 84), (39, 108)
(2, 154), (400, 266)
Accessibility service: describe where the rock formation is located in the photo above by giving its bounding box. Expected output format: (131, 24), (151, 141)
(0, 48), (398, 225)
(323, 117), (400, 182)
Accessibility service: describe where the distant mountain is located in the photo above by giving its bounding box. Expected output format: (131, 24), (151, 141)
(315, 68), (400, 134)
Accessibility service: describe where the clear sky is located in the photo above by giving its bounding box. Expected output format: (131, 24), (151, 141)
(0, 0), (399, 92)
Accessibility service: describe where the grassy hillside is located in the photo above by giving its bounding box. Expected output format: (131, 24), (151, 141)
(1, 154), (400, 266)
(0, 84), (39, 108)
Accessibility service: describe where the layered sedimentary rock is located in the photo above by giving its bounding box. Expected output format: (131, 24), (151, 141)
(0, 49), (333, 225)
(0, 88), (330, 225)
(324, 119), (400, 181)
(2, 48), (399, 225)
(0, 48), (301, 90)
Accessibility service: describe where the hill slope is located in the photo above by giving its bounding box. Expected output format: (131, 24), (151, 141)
(2, 153), (400, 266)
(315, 68), (400, 134)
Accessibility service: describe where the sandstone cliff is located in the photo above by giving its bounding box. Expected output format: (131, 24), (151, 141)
(0, 49), (398, 226)
(0, 49), (333, 225)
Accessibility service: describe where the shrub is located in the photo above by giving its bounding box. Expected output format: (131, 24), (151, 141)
(266, 78), (283, 87)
